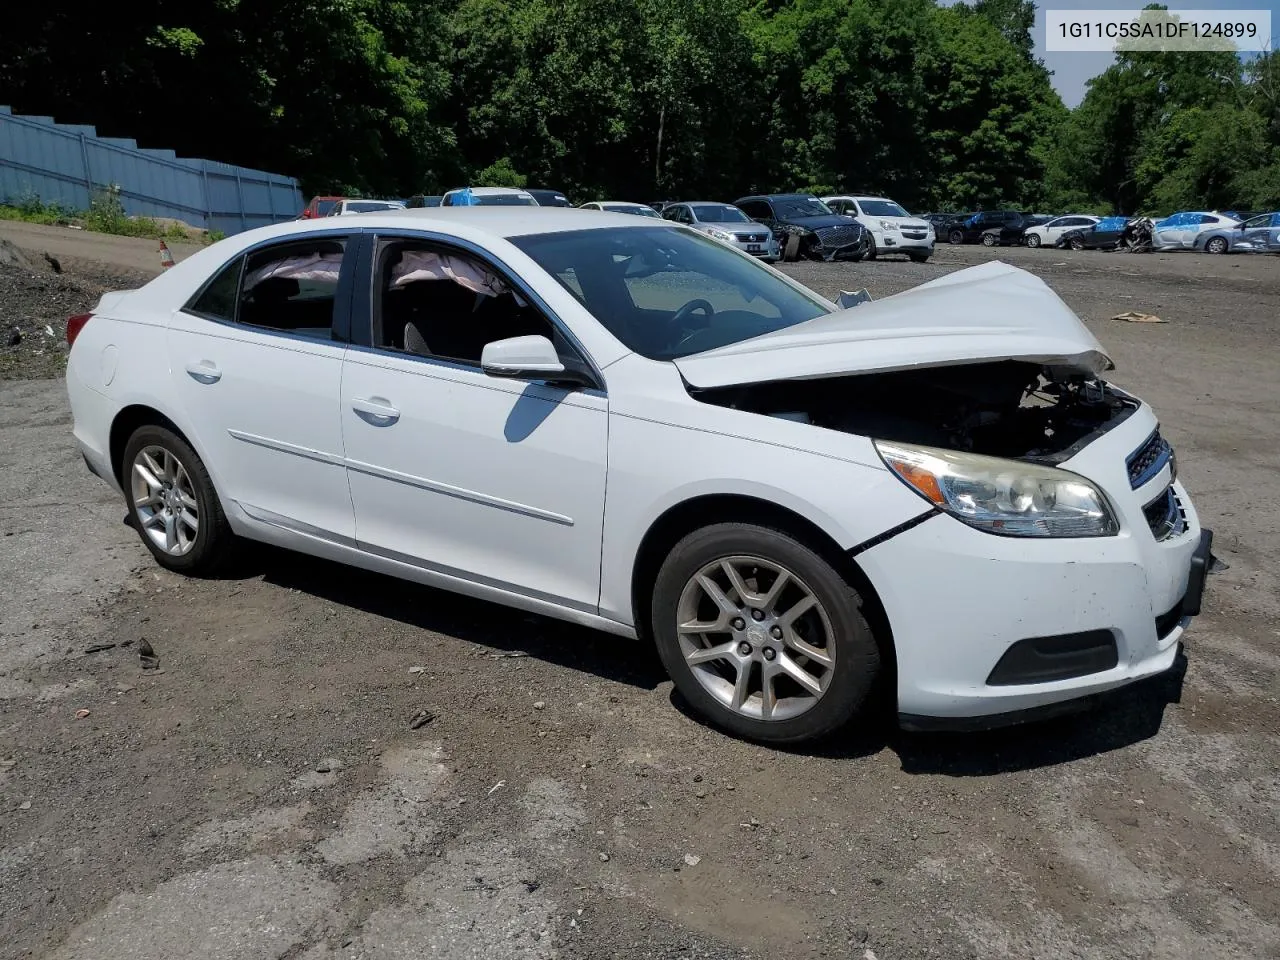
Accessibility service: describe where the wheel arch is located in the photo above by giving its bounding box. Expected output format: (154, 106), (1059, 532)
(629, 493), (896, 670)
(109, 404), (201, 487)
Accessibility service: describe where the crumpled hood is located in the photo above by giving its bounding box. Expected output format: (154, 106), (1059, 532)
(673, 260), (1113, 389)
(783, 214), (863, 231)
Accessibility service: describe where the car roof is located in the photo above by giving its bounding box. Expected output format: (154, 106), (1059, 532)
(596, 200), (649, 207)
(445, 186), (535, 196)
(224, 207), (680, 243)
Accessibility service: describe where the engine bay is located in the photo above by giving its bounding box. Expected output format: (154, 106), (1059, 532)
(689, 360), (1138, 461)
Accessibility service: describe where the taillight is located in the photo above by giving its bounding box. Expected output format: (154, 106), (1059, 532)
(66, 313), (92, 347)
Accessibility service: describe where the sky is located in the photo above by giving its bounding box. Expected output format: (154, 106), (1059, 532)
(940, 0), (1280, 106)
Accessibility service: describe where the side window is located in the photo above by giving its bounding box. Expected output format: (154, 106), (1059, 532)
(237, 238), (347, 339)
(373, 240), (555, 367)
(1271, 214), (1280, 227)
(186, 255), (244, 322)
(1198, 214), (1217, 225)
(828, 200), (846, 215)
(672, 206), (691, 224)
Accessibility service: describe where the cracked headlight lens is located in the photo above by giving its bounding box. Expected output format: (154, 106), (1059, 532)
(875, 441), (1119, 538)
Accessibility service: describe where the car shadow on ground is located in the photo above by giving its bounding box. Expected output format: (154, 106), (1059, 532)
(669, 651), (1188, 775)
(242, 544), (669, 692)
(225, 539), (1185, 771)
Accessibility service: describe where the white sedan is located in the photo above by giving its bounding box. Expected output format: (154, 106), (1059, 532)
(65, 209), (1212, 743)
(1023, 215), (1100, 248)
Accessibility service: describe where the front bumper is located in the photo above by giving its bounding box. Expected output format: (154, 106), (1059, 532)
(730, 237), (780, 260)
(854, 404), (1210, 728)
(873, 230), (934, 254)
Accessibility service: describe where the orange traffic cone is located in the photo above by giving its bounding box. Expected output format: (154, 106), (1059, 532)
(158, 240), (175, 270)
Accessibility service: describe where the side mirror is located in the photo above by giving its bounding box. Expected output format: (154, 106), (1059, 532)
(481, 335), (565, 379)
(480, 335), (594, 388)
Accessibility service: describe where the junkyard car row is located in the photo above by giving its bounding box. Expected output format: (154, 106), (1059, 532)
(67, 207), (1214, 744)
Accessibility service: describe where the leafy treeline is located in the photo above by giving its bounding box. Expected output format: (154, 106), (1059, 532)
(1, 0), (1276, 214)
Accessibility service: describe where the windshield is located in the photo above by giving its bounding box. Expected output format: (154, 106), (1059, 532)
(690, 204), (750, 223)
(773, 197), (833, 219)
(346, 201), (401, 213)
(474, 194), (537, 206)
(316, 199), (339, 216)
(603, 204), (661, 218)
(512, 227), (829, 361)
(858, 200), (909, 218)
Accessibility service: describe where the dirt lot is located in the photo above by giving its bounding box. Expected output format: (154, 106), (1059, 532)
(1, 222), (1278, 960)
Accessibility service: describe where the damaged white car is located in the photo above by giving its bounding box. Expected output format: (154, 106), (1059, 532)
(65, 209), (1212, 743)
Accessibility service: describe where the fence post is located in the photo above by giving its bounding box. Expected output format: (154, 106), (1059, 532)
(234, 172), (246, 232)
(78, 132), (93, 206)
(266, 177), (276, 223)
(201, 166), (213, 231)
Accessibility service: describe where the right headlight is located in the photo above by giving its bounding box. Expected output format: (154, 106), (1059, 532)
(875, 441), (1119, 538)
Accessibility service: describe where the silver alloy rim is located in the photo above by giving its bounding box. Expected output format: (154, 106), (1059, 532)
(676, 556), (835, 722)
(130, 445), (199, 556)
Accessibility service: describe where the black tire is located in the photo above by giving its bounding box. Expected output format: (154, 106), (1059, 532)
(1205, 236), (1227, 254)
(782, 233), (801, 262)
(122, 424), (235, 575)
(650, 523), (881, 744)
(948, 229), (964, 245)
(981, 232), (997, 247)
(865, 239), (878, 261)
(908, 252), (930, 263)
(1025, 233), (1041, 248)
(1069, 237), (1084, 251)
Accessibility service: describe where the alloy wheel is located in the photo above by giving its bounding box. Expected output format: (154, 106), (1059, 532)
(675, 556), (836, 721)
(131, 445), (199, 556)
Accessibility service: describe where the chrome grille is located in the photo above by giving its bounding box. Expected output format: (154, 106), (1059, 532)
(1126, 429), (1173, 489)
(814, 224), (863, 248)
(735, 232), (768, 243)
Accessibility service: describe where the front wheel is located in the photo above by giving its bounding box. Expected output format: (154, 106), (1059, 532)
(651, 523), (881, 744)
(1069, 237), (1085, 251)
(981, 232), (997, 247)
(123, 424), (235, 575)
(1025, 233), (1041, 248)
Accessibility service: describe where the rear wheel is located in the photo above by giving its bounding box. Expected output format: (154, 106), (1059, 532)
(651, 523), (881, 744)
(948, 229), (964, 245)
(1205, 236), (1228, 254)
(1069, 236), (1085, 251)
(1025, 233), (1041, 248)
(123, 425), (235, 575)
(981, 232), (997, 247)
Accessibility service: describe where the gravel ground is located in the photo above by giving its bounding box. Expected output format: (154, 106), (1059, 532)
(1, 230), (1278, 960)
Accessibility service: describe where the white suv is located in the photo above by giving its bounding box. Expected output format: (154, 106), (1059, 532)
(823, 195), (934, 262)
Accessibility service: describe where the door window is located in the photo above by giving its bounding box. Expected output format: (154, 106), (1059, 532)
(182, 237), (347, 340)
(372, 240), (558, 367)
(737, 200), (773, 220)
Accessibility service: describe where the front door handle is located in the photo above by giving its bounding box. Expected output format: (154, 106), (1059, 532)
(185, 360), (222, 384)
(352, 396), (400, 425)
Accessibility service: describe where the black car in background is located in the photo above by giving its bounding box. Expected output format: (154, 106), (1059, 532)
(734, 194), (870, 261)
(938, 210), (1027, 244)
(404, 194), (442, 208)
(980, 213), (1054, 246)
(525, 188), (572, 207)
(1057, 216), (1132, 250)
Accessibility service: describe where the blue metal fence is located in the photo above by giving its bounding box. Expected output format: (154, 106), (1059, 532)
(0, 106), (303, 235)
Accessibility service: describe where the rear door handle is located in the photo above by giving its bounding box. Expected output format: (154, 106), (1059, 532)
(352, 396), (400, 425)
(185, 360), (221, 384)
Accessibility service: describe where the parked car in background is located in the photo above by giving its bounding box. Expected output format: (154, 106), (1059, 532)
(921, 213), (972, 241)
(1057, 216), (1132, 251)
(1023, 215), (1101, 248)
(299, 196), (346, 219)
(1151, 211), (1242, 250)
(1210, 212), (1280, 254)
(580, 201), (663, 218)
(943, 211), (1026, 245)
(329, 199), (407, 215)
(525, 189), (572, 207)
(650, 201), (676, 213)
(979, 213), (1054, 247)
(821, 195), (934, 262)
(405, 195), (443, 208)
(65, 210), (1211, 744)
(734, 194), (869, 261)
(662, 201), (780, 261)
(441, 187), (538, 206)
